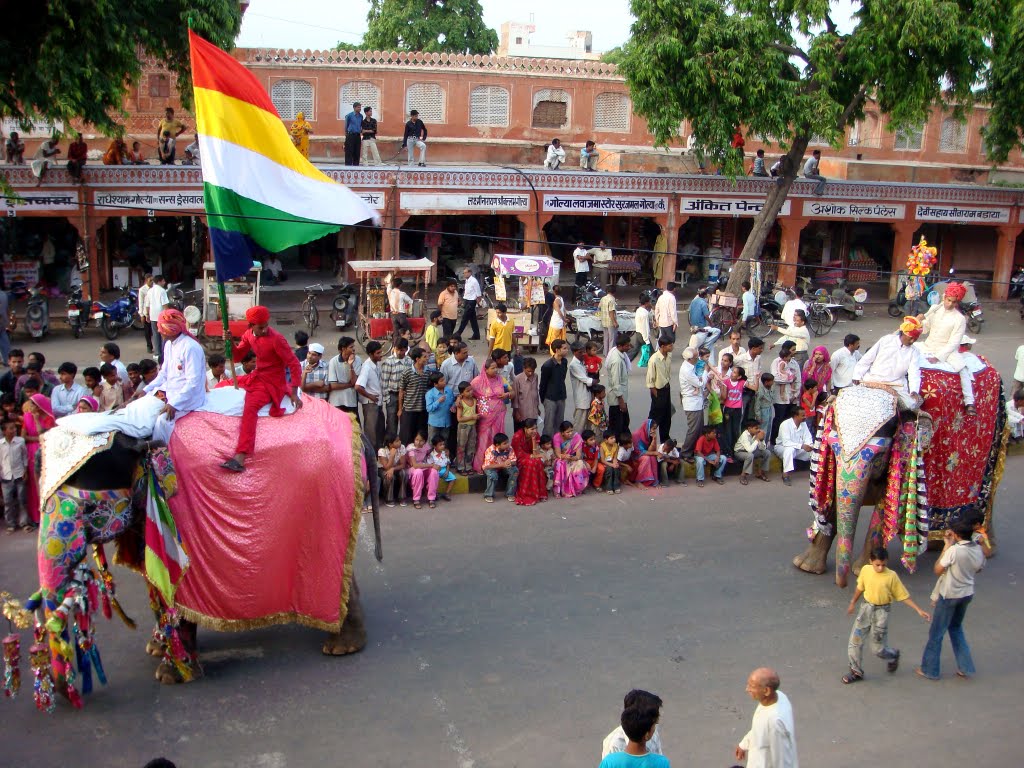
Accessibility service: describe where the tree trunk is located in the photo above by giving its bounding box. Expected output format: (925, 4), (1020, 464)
(726, 134), (810, 293)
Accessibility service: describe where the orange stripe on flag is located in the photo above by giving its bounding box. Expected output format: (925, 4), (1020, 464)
(189, 29), (278, 115)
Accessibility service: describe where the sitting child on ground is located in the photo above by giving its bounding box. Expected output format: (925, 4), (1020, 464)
(482, 432), (518, 503)
(538, 433), (555, 490)
(657, 438), (682, 486)
(599, 432), (622, 494)
(377, 432), (407, 508)
(582, 428), (603, 488)
(617, 431), (635, 486)
(428, 434), (456, 501)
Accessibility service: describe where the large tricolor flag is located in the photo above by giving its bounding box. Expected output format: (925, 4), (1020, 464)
(188, 30), (380, 281)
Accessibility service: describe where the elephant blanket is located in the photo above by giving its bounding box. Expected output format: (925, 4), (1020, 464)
(168, 395), (364, 632)
(916, 363), (1007, 529)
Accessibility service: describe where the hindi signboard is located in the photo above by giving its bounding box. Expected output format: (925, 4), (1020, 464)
(914, 204), (1010, 223)
(680, 197), (790, 216)
(4, 191), (78, 214)
(543, 195), (669, 214)
(94, 190), (205, 212)
(400, 192), (531, 211)
(802, 201), (906, 220)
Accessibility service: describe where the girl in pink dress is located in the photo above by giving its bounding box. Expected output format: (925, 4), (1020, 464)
(471, 359), (510, 474)
(552, 421), (590, 497)
(406, 432), (438, 509)
(22, 393), (56, 527)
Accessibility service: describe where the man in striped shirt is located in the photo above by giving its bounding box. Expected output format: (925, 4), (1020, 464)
(398, 348), (432, 444)
(380, 339), (413, 435)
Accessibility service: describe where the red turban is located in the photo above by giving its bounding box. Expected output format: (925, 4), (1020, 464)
(899, 316), (923, 340)
(246, 305), (271, 325)
(944, 282), (967, 302)
(157, 308), (191, 337)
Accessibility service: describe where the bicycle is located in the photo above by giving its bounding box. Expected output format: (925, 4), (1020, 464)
(806, 301), (837, 337)
(301, 284), (327, 333)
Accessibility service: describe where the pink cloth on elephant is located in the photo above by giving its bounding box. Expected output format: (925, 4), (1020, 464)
(168, 396), (363, 631)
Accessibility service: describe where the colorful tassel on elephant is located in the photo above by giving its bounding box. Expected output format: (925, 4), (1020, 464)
(3, 634), (20, 698)
(29, 630), (55, 714)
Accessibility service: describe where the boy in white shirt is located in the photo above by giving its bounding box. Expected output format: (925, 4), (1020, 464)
(1, 420), (29, 531)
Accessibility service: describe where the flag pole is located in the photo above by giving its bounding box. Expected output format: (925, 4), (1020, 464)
(214, 262), (238, 387)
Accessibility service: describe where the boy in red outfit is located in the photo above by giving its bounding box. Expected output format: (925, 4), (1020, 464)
(220, 305), (302, 472)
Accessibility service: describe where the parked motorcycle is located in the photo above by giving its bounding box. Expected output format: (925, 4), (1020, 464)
(91, 285), (139, 340)
(25, 287), (49, 339)
(1009, 266), (1024, 299)
(830, 281), (866, 320)
(962, 298), (984, 334)
(66, 285), (93, 338)
(574, 278), (606, 309)
(329, 282), (359, 329)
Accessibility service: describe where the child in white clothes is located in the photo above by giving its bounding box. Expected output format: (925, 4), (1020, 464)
(428, 434), (456, 500)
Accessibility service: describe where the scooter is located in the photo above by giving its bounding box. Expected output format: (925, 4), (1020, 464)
(830, 280), (865, 320)
(91, 285), (139, 340)
(1009, 266), (1024, 299)
(66, 284), (93, 338)
(25, 287), (49, 339)
(329, 282), (359, 329)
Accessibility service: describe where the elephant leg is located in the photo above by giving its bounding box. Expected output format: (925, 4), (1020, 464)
(793, 530), (835, 575)
(323, 577), (366, 656)
(155, 621), (200, 685)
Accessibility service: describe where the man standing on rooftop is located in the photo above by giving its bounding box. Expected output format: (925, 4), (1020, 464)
(344, 101), (363, 166)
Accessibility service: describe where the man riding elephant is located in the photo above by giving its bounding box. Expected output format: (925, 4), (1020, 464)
(915, 281), (975, 415)
(794, 317), (1007, 588)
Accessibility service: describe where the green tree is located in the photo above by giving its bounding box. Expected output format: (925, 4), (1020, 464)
(0, 0), (240, 137)
(364, 0), (498, 55)
(601, 46), (626, 66)
(620, 0), (1022, 292)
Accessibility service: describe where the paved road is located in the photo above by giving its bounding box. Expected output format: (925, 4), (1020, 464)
(0, 301), (1020, 767)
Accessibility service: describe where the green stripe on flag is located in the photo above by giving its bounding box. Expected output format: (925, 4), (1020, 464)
(204, 182), (342, 252)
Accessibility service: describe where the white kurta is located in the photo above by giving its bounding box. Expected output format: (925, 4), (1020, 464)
(739, 691), (799, 768)
(852, 333), (923, 406)
(774, 418), (813, 472)
(917, 304), (967, 370)
(143, 334), (208, 442)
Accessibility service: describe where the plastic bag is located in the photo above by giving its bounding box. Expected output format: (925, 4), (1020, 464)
(706, 391), (724, 426)
(638, 343), (652, 368)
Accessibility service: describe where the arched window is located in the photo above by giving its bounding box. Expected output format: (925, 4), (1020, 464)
(340, 81), (381, 121)
(469, 86), (510, 127)
(406, 83), (446, 122)
(593, 92), (631, 132)
(532, 88), (571, 129)
(270, 79), (314, 121)
(939, 118), (968, 153)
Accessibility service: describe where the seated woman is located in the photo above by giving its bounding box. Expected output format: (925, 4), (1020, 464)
(552, 421), (591, 498)
(510, 418), (548, 506)
(405, 431), (438, 509)
(629, 420), (661, 487)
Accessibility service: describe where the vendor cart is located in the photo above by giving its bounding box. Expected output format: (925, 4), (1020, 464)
(347, 258), (434, 354)
(487, 254), (560, 352)
(190, 261), (262, 356)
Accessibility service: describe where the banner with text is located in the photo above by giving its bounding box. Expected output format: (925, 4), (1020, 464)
(543, 195), (668, 214)
(4, 191), (78, 214)
(94, 190), (205, 213)
(401, 192), (531, 211)
(680, 197), (790, 216)
(803, 201), (905, 220)
(358, 191), (386, 209)
(915, 204), (1010, 224)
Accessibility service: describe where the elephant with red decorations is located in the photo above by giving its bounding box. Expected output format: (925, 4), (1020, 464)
(792, 364), (1007, 587)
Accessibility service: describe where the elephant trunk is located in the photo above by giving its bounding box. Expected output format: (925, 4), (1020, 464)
(834, 438), (893, 587)
(361, 432), (383, 562)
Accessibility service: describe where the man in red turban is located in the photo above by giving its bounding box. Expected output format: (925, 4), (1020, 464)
(220, 305), (302, 472)
(916, 282), (974, 414)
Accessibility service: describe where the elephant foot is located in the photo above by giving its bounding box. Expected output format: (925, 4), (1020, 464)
(145, 638), (165, 658)
(793, 534), (832, 575)
(155, 658), (203, 685)
(322, 631), (365, 656)
(836, 571), (850, 589)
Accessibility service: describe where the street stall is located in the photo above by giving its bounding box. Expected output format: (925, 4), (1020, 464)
(486, 254), (560, 352)
(567, 308), (637, 342)
(347, 258), (434, 353)
(192, 260), (263, 355)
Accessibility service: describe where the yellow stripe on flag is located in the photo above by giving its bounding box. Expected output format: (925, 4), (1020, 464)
(194, 87), (332, 185)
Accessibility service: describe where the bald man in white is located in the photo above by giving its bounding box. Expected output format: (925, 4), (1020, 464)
(736, 667), (799, 768)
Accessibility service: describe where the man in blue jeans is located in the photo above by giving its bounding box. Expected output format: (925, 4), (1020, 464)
(482, 432), (519, 502)
(917, 521), (986, 680)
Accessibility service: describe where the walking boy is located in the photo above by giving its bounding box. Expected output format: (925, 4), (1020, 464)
(1, 419), (28, 531)
(917, 522), (986, 680)
(599, 703), (670, 768)
(844, 547), (930, 683)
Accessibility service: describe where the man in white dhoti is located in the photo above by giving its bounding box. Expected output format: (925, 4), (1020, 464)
(736, 667), (799, 768)
(915, 282), (974, 414)
(138, 308), (207, 443)
(851, 317), (924, 410)
(774, 406), (814, 486)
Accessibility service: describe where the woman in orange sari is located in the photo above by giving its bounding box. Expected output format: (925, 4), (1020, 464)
(290, 111), (313, 158)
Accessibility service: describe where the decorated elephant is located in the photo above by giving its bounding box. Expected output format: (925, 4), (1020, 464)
(22, 395), (379, 710)
(792, 364), (1007, 587)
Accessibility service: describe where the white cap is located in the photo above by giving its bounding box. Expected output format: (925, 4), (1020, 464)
(959, 335), (976, 346)
(308, 342), (325, 355)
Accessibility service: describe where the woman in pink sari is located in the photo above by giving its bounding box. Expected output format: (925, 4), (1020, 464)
(802, 345), (832, 391)
(22, 393), (56, 527)
(552, 421), (590, 498)
(630, 419), (660, 487)
(471, 358), (511, 474)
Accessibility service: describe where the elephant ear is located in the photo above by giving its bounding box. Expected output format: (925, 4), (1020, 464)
(916, 411), (935, 452)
